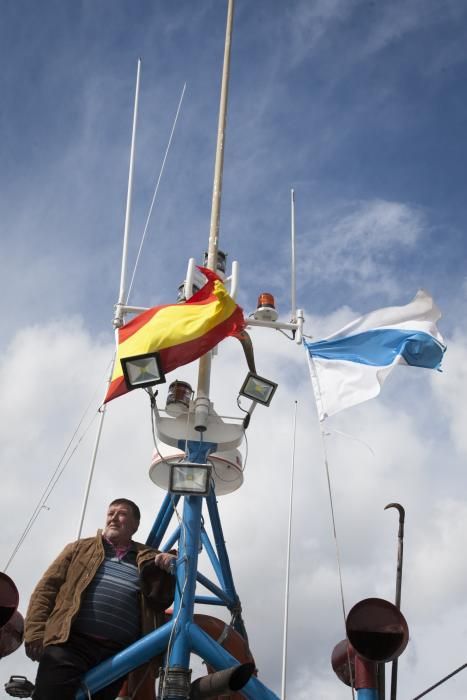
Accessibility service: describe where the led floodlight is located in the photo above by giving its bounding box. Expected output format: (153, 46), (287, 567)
(121, 352), (166, 390)
(169, 463), (212, 496)
(239, 372), (278, 407)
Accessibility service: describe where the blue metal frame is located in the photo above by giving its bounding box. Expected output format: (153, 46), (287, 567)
(77, 439), (279, 699)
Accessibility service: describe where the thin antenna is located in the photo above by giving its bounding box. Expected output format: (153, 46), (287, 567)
(281, 400), (298, 700)
(290, 188), (297, 324)
(114, 58), (142, 328)
(77, 60), (141, 537)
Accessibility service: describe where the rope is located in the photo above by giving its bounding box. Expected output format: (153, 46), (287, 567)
(318, 423), (355, 698)
(308, 355), (355, 699)
(326, 428), (375, 458)
(127, 83), (187, 304)
(3, 389), (102, 572)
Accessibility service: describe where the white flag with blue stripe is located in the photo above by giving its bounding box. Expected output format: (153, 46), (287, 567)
(304, 290), (446, 421)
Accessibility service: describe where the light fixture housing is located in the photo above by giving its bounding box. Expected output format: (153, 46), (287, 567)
(169, 462), (212, 496)
(121, 351), (166, 390)
(254, 292), (278, 322)
(239, 372), (278, 407)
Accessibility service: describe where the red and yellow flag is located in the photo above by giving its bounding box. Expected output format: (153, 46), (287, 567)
(104, 268), (245, 403)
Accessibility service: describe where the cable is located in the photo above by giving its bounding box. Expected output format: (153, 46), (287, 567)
(127, 83), (187, 304)
(242, 428), (248, 472)
(3, 397), (101, 572)
(307, 355), (355, 699)
(326, 428), (375, 458)
(411, 662), (467, 699)
(129, 664), (151, 700)
(276, 328), (295, 341)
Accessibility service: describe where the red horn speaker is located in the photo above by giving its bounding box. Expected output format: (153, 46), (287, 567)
(346, 597), (409, 663)
(0, 572), (24, 658)
(331, 639), (355, 686)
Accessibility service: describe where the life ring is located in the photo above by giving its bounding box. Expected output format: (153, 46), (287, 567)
(118, 613), (255, 700)
(194, 613), (255, 700)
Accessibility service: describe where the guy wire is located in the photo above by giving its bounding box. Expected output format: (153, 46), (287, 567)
(318, 421), (355, 699)
(4, 393), (102, 572)
(127, 83), (187, 303)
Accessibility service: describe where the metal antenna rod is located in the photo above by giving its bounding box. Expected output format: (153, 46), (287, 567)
(114, 58), (142, 329)
(290, 189), (297, 324)
(280, 401), (298, 700)
(77, 61), (141, 537)
(195, 0), (235, 431)
(411, 663), (467, 699)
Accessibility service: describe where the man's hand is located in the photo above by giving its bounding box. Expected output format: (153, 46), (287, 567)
(154, 552), (176, 573)
(25, 640), (43, 662)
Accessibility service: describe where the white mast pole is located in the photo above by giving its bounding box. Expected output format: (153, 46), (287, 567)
(194, 0), (235, 431)
(77, 60), (142, 538)
(281, 400), (298, 700)
(290, 188), (297, 324)
(114, 58), (142, 329)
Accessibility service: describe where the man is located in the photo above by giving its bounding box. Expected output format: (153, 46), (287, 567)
(24, 498), (176, 700)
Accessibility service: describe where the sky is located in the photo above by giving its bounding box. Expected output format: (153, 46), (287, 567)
(1, 0), (467, 698)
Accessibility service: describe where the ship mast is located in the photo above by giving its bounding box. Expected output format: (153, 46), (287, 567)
(194, 0), (235, 432)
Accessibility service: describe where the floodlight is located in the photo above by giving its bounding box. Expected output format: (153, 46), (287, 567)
(239, 372), (277, 407)
(169, 463), (212, 496)
(121, 352), (165, 390)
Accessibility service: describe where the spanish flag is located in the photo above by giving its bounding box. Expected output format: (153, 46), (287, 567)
(104, 268), (245, 403)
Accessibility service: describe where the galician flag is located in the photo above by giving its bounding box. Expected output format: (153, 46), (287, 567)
(304, 290), (446, 421)
(105, 268), (245, 403)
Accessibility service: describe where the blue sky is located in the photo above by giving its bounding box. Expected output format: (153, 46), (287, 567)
(2, 1), (467, 698)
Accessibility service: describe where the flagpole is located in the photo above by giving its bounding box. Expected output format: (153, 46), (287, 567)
(194, 0), (235, 431)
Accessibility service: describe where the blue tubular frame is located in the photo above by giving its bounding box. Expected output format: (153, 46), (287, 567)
(195, 571), (234, 606)
(201, 526), (225, 587)
(76, 622), (173, 700)
(78, 438), (279, 699)
(189, 624), (278, 700)
(162, 525), (181, 552)
(146, 493), (180, 549)
(206, 491), (236, 600)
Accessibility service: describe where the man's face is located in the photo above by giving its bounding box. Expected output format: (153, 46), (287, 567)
(103, 503), (139, 546)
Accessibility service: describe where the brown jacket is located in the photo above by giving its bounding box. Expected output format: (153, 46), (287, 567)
(24, 530), (174, 647)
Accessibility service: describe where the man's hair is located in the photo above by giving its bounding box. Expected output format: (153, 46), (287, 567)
(108, 498), (141, 522)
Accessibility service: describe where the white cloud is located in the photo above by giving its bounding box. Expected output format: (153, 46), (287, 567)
(287, 0), (352, 64)
(0, 295), (464, 697)
(431, 331), (467, 455)
(298, 199), (425, 298)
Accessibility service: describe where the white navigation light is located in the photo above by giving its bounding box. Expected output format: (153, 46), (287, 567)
(169, 463), (211, 496)
(239, 372), (277, 407)
(121, 352), (165, 390)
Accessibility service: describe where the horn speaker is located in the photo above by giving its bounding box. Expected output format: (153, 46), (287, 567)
(0, 572), (24, 658)
(346, 597), (409, 663)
